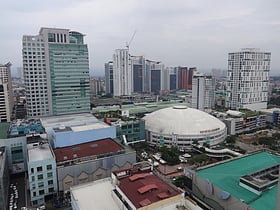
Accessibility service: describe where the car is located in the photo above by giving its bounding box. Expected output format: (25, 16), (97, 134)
(21, 207), (28, 210)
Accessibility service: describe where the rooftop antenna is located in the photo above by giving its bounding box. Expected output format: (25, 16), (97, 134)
(126, 30), (137, 52)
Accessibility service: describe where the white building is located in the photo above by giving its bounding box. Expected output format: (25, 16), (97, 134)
(226, 48), (271, 111)
(192, 73), (215, 111)
(113, 49), (132, 96)
(0, 63), (13, 122)
(22, 28), (90, 118)
(27, 143), (58, 206)
(143, 106), (227, 150)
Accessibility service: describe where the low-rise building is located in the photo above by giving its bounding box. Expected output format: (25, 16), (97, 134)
(193, 151), (280, 210)
(27, 143), (58, 206)
(0, 119), (44, 174)
(53, 138), (136, 192)
(211, 110), (266, 135)
(40, 113), (116, 148)
(114, 118), (145, 144)
(70, 164), (193, 210)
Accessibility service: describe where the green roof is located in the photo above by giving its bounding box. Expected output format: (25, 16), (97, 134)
(197, 152), (280, 210)
(0, 122), (9, 139)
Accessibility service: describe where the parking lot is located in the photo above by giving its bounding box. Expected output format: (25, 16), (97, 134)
(8, 172), (26, 210)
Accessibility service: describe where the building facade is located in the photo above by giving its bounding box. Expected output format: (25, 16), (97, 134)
(22, 28), (90, 118)
(177, 67), (196, 90)
(53, 139), (136, 192)
(0, 63), (13, 122)
(104, 61), (114, 95)
(192, 73), (215, 111)
(226, 48), (271, 111)
(0, 146), (9, 210)
(27, 143), (58, 206)
(113, 49), (132, 96)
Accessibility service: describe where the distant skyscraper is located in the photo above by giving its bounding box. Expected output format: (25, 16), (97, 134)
(166, 67), (177, 91)
(226, 48), (270, 111)
(22, 28), (90, 117)
(177, 67), (196, 90)
(131, 55), (145, 93)
(0, 62), (13, 122)
(146, 60), (164, 94)
(113, 49), (132, 96)
(17, 67), (24, 80)
(104, 61), (113, 95)
(192, 73), (215, 111)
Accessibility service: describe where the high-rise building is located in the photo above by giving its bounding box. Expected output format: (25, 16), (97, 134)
(177, 67), (196, 90)
(131, 55), (145, 93)
(22, 28), (90, 118)
(104, 61), (114, 95)
(0, 62), (13, 122)
(226, 48), (270, 111)
(167, 67), (177, 91)
(192, 73), (215, 111)
(146, 60), (164, 94)
(113, 49), (132, 96)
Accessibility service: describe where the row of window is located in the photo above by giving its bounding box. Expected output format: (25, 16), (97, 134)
(30, 164), (52, 173)
(31, 172), (53, 182)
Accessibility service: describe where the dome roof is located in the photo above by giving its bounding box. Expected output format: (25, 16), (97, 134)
(143, 106), (226, 136)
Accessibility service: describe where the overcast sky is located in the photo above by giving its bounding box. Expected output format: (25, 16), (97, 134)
(1, 0), (279, 76)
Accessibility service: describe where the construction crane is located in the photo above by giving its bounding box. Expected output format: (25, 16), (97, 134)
(126, 30), (137, 52)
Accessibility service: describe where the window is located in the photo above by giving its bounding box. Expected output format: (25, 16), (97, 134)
(47, 164), (52, 170)
(37, 166), (42, 172)
(39, 190), (44, 195)
(48, 180), (53, 185)
(32, 176), (35, 182)
(47, 172), (53, 178)
(38, 182), (44, 188)
(31, 168), (34, 173)
(49, 187), (54, 193)
(38, 174), (43, 180)
(33, 191), (36, 197)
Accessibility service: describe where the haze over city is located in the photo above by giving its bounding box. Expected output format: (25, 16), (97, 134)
(1, 0), (280, 76)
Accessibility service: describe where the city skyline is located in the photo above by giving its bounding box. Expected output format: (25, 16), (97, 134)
(1, 0), (279, 76)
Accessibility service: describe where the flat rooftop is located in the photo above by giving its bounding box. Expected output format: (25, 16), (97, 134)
(53, 138), (124, 162)
(71, 178), (119, 210)
(28, 143), (54, 162)
(118, 171), (179, 208)
(197, 151), (280, 210)
(40, 113), (99, 128)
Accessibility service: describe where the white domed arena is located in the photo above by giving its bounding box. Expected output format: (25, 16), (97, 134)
(143, 105), (227, 150)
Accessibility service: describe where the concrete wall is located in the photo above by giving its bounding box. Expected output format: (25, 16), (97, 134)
(53, 126), (116, 148)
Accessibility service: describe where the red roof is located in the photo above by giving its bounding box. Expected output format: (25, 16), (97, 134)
(138, 184), (158, 194)
(118, 171), (179, 209)
(129, 174), (146, 182)
(53, 138), (124, 162)
(139, 199), (152, 207)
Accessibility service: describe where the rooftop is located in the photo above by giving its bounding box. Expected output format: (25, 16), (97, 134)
(197, 151), (280, 210)
(71, 178), (119, 210)
(40, 113), (99, 129)
(28, 143), (54, 162)
(8, 119), (43, 137)
(92, 101), (190, 115)
(118, 170), (179, 208)
(144, 106), (226, 136)
(53, 138), (124, 162)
